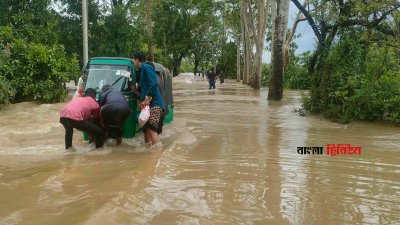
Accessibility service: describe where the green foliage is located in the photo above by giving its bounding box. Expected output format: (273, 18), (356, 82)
(56, 0), (143, 66)
(91, 5), (143, 58)
(304, 32), (400, 124)
(0, 77), (15, 107)
(284, 64), (309, 89)
(0, 0), (59, 45)
(284, 51), (311, 89)
(216, 42), (237, 78)
(0, 26), (16, 106)
(180, 58), (195, 72)
(153, 0), (221, 74)
(0, 0), (80, 104)
(0, 26), (79, 103)
(261, 63), (270, 86)
(261, 51), (311, 89)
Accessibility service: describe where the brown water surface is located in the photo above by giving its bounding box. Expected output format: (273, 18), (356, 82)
(0, 74), (399, 225)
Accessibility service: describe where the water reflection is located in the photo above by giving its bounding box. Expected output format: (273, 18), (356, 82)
(264, 100), (290, 224)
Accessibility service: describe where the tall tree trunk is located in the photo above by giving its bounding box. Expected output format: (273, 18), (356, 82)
(240, 0), (250, 85)
(309, 27), (338, 111)
(172, 54), (184, 77)
(268, 0), (289, 100)
(236, 33), (241, 82)
(145, 0), (154, 60)
(245, 0), (255, 85)
(221, 0), (228, 74)
(173, 63), (179, 77)
(193, 56), (200, 76)
(251, 0), (269, 89)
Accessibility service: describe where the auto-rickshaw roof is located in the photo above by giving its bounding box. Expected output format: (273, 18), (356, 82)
(88, 57), (135, 69)
(153, 62), (165, 73)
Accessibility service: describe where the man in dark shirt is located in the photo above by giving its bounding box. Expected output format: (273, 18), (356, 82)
(208, 68), (217, 89)
(98, 85), (131, 145)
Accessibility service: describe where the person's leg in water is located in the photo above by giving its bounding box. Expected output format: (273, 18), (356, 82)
(209, 79), (215, 89)
(69, 119), (105, 148)
(148, 129), (160, 145)
(115, 127), (123, 145)
(148, 106), (162, 145)
(115, 106), (131, 145)
(64, 126), (73, 149)
(60, 117), (73, 149)
(143, 128), (152, 147)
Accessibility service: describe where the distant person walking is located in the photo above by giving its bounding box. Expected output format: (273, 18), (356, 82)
(208, 68), (217, 89)
(219, 71), (225, 84)
(59, 88), (104, 150)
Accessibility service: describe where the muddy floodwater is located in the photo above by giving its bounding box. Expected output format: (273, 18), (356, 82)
(0, 74), (399, 225)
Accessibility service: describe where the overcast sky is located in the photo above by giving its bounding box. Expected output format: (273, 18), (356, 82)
(263, 2), (316, 63)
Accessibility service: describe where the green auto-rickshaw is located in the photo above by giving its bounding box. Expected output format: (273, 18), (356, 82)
(83, 57), (173, 140)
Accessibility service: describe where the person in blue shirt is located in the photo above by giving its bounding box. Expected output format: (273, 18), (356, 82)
(133, 51), (165, 147)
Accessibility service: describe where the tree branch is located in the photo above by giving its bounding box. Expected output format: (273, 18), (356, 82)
(291, 0), (322, 43)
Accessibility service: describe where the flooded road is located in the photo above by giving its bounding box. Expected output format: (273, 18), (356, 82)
(0, 73), (399, 225)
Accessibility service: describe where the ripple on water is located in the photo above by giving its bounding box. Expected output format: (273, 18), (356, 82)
(0, 211), (22, 225)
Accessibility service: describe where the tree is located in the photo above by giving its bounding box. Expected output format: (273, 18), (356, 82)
(0, 0), (59, 45)
(153, 0), (220, 76)
(55, 0), (143, 65)
(222, 0), (242, 82)
(240, 0), (253, 85)
(268, 0), (290, 100)
(291, 0), (400, 75)
(251, 0), (269, 89)
(283, 1), (306, 68)
(0, 0), (79, 103)
(239, 0), (271, 89)
(217, 42), (238, 78)
(54, 0), (102, 64)
(145, 0), (154, 59)
(291, 0), (400, 122)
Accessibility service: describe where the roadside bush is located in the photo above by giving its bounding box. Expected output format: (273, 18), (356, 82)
(284, 63), (309, 89)
(303, 33), (400, 124)
(0, 26), (16, 106)
(261, 63), (270, 86)
(0, 77), (15, 107)
(0, 26), (79, 103)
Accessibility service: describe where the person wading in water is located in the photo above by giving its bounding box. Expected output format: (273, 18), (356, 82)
(132, 51), (165, 147)
(59, 88), (104, 150)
